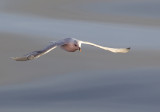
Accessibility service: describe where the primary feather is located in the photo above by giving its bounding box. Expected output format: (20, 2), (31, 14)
(79, 41), (130, 53)
(11, 43), (57, 61)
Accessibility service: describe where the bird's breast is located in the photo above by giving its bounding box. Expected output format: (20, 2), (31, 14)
(61, 44), (77, 52)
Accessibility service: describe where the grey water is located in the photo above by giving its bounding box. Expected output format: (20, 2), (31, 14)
(0, 12), (160, 112)
(77, 0), (160, 19)
(0, 69), (160, 112)
(0, 13), (160, 49)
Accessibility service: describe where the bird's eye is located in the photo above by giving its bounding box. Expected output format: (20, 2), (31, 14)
(74, 44), (77, 46)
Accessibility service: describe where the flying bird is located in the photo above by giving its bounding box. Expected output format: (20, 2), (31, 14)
(11, 38), (130, 61)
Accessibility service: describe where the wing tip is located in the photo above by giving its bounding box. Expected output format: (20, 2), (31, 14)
(127, 47), (131, 52)
(10, 57), (28, 61)
(10, 57), (17, 60)
(123, 47), (131, 53)
(127, 47), (131, 50)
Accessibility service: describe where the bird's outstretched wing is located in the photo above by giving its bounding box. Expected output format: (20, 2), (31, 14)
(79, 41), (130, 53)
(11, 42), (57, 61)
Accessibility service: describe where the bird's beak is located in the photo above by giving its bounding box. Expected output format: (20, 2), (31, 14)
(79, 47), (82, 52)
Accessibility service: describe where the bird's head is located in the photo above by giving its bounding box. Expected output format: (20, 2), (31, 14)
(75, 40), (82, 52)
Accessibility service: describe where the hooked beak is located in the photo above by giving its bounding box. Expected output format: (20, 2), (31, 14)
(79, 47), (82, 52)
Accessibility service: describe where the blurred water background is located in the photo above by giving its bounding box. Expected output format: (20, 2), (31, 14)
(0, 0), (160, 112)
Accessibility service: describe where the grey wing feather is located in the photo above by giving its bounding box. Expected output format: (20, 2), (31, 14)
(11, 42), (57, 61)
(55, 38), (72, 46)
